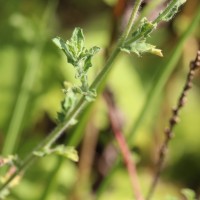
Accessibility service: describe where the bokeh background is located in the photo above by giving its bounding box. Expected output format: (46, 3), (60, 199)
(0, 0), (200, 199)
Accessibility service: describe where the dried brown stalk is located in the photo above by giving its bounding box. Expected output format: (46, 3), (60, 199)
(147, 50), (200, 200)
(104, 89), (144, 200)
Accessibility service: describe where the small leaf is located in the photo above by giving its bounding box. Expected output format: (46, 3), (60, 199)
(132, 17), (156, 39)
(33, 145), (79, 162)
(83, 46), (100, 71)
(53, 145), (79, 162)
(33, 150), (46, 157)
(71, 27), (85, 55)
(121, 39), (163, 57)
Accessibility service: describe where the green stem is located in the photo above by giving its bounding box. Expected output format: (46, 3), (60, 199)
(128, 2), (200, 142)
(153, 0), (181, 24)
(125, 0), (183, 45)
(0, 0), (143, 194)
(96, 3), (200, 198)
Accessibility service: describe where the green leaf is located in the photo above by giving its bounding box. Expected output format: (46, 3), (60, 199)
(122, 18), (162, 57)
(83, 46), (100, 72)
(132, 17), (156, 39)
(121, 39), (163, 57)
(52, 145), (79, 162)
(181, 189), (196, 200)
(33, 145), (79, 162)
(53, 28), (99, 123)
(52, 28), (84, 66)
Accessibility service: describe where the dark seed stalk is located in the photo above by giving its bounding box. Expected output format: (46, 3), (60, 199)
(147, 51), (200, 200)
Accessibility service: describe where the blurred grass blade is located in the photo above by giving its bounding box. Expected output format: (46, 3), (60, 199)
(1, 0), (58, 156)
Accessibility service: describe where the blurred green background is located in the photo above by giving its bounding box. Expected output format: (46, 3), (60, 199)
(0, 0), (200, 199)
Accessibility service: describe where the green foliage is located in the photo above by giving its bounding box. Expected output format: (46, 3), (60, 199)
(0, 0), (199, 200)
(33, 145), (79, 162)
(158, 0), (187, 22)
(53, 28), (100, 122)
(121, 0), (187, 57)
(121, 18), (163, 57)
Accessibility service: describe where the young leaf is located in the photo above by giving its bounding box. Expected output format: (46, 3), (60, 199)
(122, 18), (162, 57)
(33, 145), (79, 162)
(132, 17), (156, 39)
(121, 39), (163, 57)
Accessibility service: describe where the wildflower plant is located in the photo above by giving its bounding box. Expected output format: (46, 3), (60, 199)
(1, 0), (197, 200)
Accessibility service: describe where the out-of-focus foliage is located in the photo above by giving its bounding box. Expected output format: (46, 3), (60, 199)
(0, 0), (199, 199)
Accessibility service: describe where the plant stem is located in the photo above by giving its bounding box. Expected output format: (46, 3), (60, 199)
(153, 0), (180, 24)
(125, 0), (183, 45)
(91, 0), (143, 90)
(104, 90), (144, 200)
(96, 2), (200, 197)
(0, 0), (144, 194)
(128, 2), (200, 141)
(146, 50), (200, 200)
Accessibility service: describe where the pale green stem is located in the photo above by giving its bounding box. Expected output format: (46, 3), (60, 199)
(0, 0), (144, 194)
(125, 0), (183, 45)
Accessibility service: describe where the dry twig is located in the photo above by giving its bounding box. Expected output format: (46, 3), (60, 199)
(104, 89), (144, 200)
(147, 50), (200, 200)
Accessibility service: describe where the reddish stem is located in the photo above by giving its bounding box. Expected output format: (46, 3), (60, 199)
(104, 91), (144, 200)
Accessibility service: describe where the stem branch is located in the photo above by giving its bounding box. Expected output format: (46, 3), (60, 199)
(0, 0), (144, 193)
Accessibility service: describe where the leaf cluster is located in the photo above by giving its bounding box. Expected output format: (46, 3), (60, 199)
(53, 28), (100, 122)
(121, 0), (186, 57)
